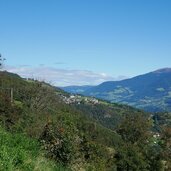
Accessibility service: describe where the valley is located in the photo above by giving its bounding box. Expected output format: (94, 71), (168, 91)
(62, 68), (171, 112)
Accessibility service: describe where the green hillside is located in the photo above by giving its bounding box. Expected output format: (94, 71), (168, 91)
(0, 71), (171, 170)
(0, 126), (68, 171)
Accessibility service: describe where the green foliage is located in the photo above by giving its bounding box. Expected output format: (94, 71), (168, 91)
(116, 113), (165, 171)
(74, 102), (146, 131)
(117, 113), (151, 144)
(116, 143), (149, 171)
(79, 135), (114, 171)
(160, 126), (171, 170)
(40, 122), (77, 166)
(0, 71), (171, 170)
(0, 133), (37, 170)
(0, 126), (69, 171)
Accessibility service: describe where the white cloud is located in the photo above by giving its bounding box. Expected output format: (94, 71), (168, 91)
(5, 66), (127, 87)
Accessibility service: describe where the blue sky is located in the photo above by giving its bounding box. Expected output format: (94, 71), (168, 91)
(0, 0), (171, 86)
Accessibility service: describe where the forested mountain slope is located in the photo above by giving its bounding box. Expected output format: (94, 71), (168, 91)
(0, 71), (171, 170)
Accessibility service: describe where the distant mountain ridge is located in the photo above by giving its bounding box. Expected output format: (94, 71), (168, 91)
(153, 68), (171, 73)
(62, 68), (171, 112)
(61, 85), (94, 94)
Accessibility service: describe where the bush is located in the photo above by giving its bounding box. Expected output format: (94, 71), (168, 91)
(40, 122), (78, 166)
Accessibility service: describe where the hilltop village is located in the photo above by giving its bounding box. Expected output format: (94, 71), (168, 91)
(58, 93), (99, 105)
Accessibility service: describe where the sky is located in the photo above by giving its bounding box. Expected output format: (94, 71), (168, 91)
(0, 0), (171, 86)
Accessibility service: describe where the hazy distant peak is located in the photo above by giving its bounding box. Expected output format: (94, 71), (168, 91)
(153, 68), (171, 74)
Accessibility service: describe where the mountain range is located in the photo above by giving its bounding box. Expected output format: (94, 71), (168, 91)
(62, 68), (171, 112)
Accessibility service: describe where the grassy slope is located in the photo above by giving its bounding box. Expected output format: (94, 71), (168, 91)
(0, 126), (69, 171)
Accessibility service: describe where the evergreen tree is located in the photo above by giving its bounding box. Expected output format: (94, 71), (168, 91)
(0, 54), (6, 70)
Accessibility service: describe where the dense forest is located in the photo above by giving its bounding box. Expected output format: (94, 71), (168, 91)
(0, 71), (171, 171)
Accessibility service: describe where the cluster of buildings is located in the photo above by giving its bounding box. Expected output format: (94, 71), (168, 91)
(59, 94), (99, 105)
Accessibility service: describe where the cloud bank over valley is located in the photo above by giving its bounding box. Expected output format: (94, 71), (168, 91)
(6, 66), (127, 86)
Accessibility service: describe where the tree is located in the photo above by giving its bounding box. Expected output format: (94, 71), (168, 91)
(0, 54), (6, 70)
(116, 113), (152, 145)
(115, 113), (164, 171)
(160, 126), (171, 170)
(115, 142), (149, 171)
